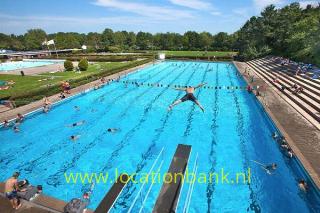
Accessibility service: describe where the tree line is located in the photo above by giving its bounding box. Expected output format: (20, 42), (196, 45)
(0, 2), (319, 65)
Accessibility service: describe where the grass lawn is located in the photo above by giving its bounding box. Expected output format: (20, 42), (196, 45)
(0, 61), (139, 100)
(159, 50), (237, 57)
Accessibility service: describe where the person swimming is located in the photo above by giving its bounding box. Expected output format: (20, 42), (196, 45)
(168, 83), (206, 112)
(67, 120), (85, 127)
(70, 135), (80, 141)
(74, 106), (80, 111)
(252, 161), (277, 175)
(298, 180), (307, 192)
(107, 128), (120, 133)
(264, 163), (277, 175)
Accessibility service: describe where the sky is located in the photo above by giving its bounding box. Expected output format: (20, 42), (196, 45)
(0, 0), (319, 35)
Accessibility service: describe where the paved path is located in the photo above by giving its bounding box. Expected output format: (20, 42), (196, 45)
(234, 61), (320, 189)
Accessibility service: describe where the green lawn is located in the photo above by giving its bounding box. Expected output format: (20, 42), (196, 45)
(0, 61), (139, 99)
(160, 51), (237, 57)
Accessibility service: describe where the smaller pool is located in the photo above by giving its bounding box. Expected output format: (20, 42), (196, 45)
(0, 59), (64, 72)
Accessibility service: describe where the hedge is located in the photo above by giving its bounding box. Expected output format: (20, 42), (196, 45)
(78, 58), (88, 71)
(7, 58), (153, 107)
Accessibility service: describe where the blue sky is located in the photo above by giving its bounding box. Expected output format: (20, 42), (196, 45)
(0, 0), (318, 35)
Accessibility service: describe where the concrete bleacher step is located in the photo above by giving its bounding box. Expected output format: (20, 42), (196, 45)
(252, 60), (320, 108)
(255, 58), (320, 97)
(247, 61), (320, 124)
(260, 58), (320, 89)
(256, 58), (320, 90)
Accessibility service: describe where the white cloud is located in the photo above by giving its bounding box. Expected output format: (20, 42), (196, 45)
(0, 13), (159, 34)
(298, 1), (319, 8)
(211, 11), (222, 16)
(169, 0), (213, 10)
(232, 8), (251, 18)
(253, 0), (286, 10)
(93, 0), (193, 20)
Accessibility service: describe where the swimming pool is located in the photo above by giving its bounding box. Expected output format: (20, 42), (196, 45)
(0, 59), (63, 71)
(0, 61), (319, 212)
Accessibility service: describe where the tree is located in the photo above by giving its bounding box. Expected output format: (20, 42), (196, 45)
(136, 32), (153, 50)
(24, 29), (47, 50)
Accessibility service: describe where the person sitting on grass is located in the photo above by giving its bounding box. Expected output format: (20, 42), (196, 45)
(5, 172), (23, 210)
(168, 83), (206, 112)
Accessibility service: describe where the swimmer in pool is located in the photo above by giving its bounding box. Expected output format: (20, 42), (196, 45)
(107, 128), (120, 133)
(168, 83), (207, 112)
(252, 161), (277, 175)
(263, 163), (277, 175)
(70, 135), (80, 141)
(67, 120), (85, 127)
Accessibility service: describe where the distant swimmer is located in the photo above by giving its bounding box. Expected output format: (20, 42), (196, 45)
(70, 135), (80, 141)
(107, 128), (120, 133)
(74, 106), (80, 111)
(252, 161), (277, 175)
(263, 163), (277, 175)
(67, 120), (85, 127)
(298, 180), (307, 192)
(168, 83), (207, 112)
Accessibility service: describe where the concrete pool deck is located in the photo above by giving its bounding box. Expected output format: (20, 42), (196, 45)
(234, 61), (320, 189)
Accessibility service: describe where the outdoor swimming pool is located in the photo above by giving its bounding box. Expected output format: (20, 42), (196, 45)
(0, 61), (319, 212)
(0, 59), (63, 71)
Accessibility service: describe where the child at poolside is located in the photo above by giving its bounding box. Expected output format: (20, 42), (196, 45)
(3, 120), (10, 127)
(16, 113), (24, 123)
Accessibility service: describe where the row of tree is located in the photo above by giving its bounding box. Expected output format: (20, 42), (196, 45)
(0, 2), (319, 65)
(0, 29), (235, 52)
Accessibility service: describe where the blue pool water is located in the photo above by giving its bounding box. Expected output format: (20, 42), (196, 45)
(0, 59), (63, 71)
(0, 61), (319, 212)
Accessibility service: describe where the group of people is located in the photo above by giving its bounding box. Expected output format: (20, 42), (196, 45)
(2, 113), (24, 132)
(4, 172), (42, 210)
(272, 56), (315, 77)
(272, 132), (294, 159)
(273, 78), (304, 95)
(271, 132), (308, 191)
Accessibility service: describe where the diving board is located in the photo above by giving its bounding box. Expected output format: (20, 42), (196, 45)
(153, 144), (191, 213)
(94, 173), (130, 213)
